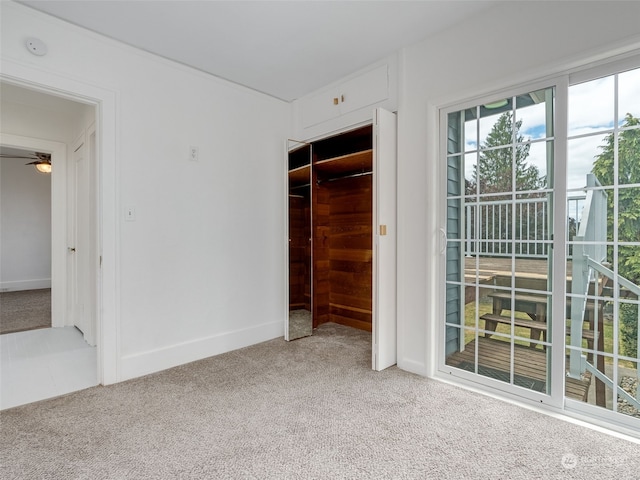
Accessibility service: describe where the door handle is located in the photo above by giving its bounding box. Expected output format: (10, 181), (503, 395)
(439, 228), (447, 255)
(68, 247), (76, 253)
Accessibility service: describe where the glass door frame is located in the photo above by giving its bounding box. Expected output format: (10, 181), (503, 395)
(437, 77), (568, 410)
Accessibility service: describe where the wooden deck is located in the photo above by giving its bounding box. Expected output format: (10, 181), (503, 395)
(446, 337), (591, 401)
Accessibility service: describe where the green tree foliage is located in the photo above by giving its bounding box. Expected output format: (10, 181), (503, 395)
(466, 112), (546, 251)
(591, 113), (640, 358)
(467, 112), (544, 195)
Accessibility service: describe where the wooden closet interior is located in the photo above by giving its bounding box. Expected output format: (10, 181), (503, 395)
(288, 125), (374, 338)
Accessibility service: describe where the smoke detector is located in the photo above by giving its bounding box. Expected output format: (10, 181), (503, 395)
(25, 38), (47, 56)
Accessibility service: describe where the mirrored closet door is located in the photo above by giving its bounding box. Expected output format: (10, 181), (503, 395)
(287, 140), (312, 340)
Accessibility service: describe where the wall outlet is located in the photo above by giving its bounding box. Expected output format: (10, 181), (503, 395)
(189, 145), (199, 162)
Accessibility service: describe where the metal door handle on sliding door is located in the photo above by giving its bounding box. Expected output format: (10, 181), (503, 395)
(439, 228), (447, 255)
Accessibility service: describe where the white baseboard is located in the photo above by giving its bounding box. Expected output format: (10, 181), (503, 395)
(119, 320), (284, 381)
(0, 279), (52, 292)
(397, 357), (427, 377)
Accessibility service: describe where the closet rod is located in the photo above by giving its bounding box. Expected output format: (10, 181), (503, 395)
(316, 171), (372, 185)
(290, 183), (311, 190)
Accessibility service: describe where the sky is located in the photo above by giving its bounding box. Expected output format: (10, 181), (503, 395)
(460, 67), (640, 194)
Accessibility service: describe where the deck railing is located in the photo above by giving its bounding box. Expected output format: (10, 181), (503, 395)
(465, 194), (586, 258)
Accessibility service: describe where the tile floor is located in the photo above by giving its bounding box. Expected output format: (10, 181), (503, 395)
(0, 327), (97, 410)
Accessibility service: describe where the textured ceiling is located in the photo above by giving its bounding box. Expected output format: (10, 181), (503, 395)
(19, 0), (499, 101)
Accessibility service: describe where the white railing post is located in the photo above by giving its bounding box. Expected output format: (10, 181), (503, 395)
(569, 236), (588, 379)
(466, 204), (472, 257)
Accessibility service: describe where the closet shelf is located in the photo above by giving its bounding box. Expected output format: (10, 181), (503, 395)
(314, 149), (373, 176)
(288, 164), (311, 185)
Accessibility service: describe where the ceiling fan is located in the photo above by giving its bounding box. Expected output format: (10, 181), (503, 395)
(0, 151), (52, 173)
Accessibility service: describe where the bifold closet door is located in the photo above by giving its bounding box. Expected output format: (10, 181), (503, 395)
(372, 108), (397, 371)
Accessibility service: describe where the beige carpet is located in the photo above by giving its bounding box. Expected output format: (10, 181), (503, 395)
(0, 289), (51, 335)
(1, 323), (639, 479)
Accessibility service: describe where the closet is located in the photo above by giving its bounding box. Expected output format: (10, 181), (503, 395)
(287, 108), (397, 371)
(312, 126), (374, 331)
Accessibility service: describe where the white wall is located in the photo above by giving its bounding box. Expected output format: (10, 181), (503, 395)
(1, 2), (291, 381)
(0, 156), (51, 290)
(396, 1), (640, 375)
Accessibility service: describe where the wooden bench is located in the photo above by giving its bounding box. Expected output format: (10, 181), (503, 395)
(480, 314), (596, 351)
(482, 291), (596, 350)
(485, 292), (547, 346)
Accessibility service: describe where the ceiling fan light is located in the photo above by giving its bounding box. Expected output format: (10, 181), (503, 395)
(35, 162), (52, 174)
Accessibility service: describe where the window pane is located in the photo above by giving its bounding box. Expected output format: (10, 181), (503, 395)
(464, 108), (478, 152)
(447, 155), (462, 196)
(618, 187), (640, 243)
(464, 153), (477, 196)
(480, 109), (513, 149)
(515, 193), (551, 244)
(479, 196), (512, 245)
(618, 303), (638, 361)
(464, 207), (479, 257)
(514, 257), (550, 291)
(617, 246), (640, 288)
(516, 88), (552, 142)
(568, 133), (611, 190)
(448, 111), (463, 154)
(514, 345), (548, 394)
(617, 360), (639, 419)
(478, 146), (512, 194)
(446, 243), (463, 282)
(618, 128), (640, 186)
(618, 67), (640, 126)
(447, 199), (463, 240)
(517, 141), (550, 191)
(569, 76), (615, 137)
(445, 326), (476, 369)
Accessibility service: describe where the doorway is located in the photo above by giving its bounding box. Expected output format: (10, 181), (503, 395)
(0, 146), (53, 334)
(0, 82), (100, 407)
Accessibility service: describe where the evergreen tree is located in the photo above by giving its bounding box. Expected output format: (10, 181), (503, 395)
(466, 112), (545, 251)
(467, 112), (543, 195)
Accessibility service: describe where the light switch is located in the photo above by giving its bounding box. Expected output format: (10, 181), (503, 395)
(125, 206), (136, 222)
(189, 146), (199, 162)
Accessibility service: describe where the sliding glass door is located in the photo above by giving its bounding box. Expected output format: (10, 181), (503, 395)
(442, 85), (557, 402)
(440, 60), (640, 431)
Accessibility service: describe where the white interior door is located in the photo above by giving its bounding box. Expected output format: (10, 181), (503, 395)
(72, 138), (95, 346)
(372, 108), (397, 371)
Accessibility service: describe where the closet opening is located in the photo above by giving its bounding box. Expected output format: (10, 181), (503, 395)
(312, 125), (373, 332)
(288, 125), (374, 339)
(287, 108), (397, 371)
